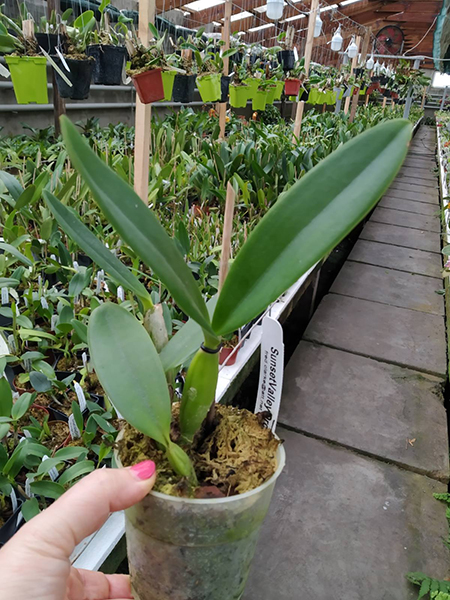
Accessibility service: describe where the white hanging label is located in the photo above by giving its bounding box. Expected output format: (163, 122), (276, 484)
(68, 414), (81, 439)
(1, 287), (8, 304)
(74, 381), (87, 412)
(0, 63), (10, 78)
(117, 286), (125, 302)
(255, 316), (284, 432)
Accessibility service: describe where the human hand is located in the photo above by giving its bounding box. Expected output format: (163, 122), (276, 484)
(0, 461), (156, 600)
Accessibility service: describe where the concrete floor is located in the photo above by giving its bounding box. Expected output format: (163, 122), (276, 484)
(244, 126), (450, 599)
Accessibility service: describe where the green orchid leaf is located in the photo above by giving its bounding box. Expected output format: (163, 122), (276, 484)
(0, 242), (32, 267)
(30, 480), (65, 499)
(0, 171), (23, 201)
(11, 392), (34, 421)
(60, 116), (211, 333)
(58, 459), (95, 486)
(44, 191), (151, 307)
(14, 185), (36, 211)
(0, 278), (20, 288)
(21, 497), (40, 521)
(0, 376), (12, 418)
(88, 303), (172, 447)
(212, 119), (412, 335)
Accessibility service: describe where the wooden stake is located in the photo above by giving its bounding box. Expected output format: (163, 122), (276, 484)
(382, 96), (387, 109)
(134, 0), (155, 204)
(46, 0), (66, 136)
(344, 35), (360, 115)
(22, 19), (34, 40)
(219, 0), (232, 140)
(292, 0), (319, 142)
(349, 30), (370, 123)
(218, 181), (236, 292)
(391, 99), (395, 110)
(364, 94), (369, 107)
(420, 86), (427, 110)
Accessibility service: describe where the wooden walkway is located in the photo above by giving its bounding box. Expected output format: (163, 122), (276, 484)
(245, 126), (450, 599)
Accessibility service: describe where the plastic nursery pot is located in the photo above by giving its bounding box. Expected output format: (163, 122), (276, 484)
(252, 89), (267, 111)
(132, 68), (164, 104)
(359, 86), (367, 96)
(160, 70), (177, 101)
(307, 88), (320, 105)
(196, 73), (221, 103)
(273, 80), (284, 100)
(243, 77), (259, 100)
(172, 74), (196, 103)
(53, 57), (94, 100)
(35, 33), (67, 55)
(277, 50), (295, 71)
(284, 78), (301, 97)
(220, 75), (230, 103)
(86, 44), (126, 85)
(0, 499), (23, 547)
(115, 441), (286, 600)
(265, 85), (277, 105)
(229, 84), (248, 108)
(219, 345), (239, 366)
(5, 56), (48, 105)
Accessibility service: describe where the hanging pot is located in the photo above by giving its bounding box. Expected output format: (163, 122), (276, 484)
(382, 89), (391, 98)
(359, 86), (367, 96)
(36, 33), (67, 55)
(160, 70), (177, 101)
(115, 438), (285, 600)
(273, 80), (284, 100)
(284, 78), (301, 96)
(6, 56), (48, 105)
(220, 75), (230, 103)
(172, 74), (196, 103)
(265, 84), (277, 105)
(86, 44), (126, 85)
(244, 77), (259, 100)
(277, 50), (295, 71)
(307, 88), (320, 105)
(229, 84), (248, 108)
(53, 57), (94, 100)
(196, 73), (221, 103)
(252, 89), (267, 111)
(132, 68), (164, 104)
(367, 82), (379, 94)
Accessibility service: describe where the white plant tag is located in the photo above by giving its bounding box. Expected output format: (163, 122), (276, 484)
(55, 46), (70, 71)
(96, 269), (104, 294)
(10, 488), (17, 512)
(7, 334), (16, 353)
(23, 429), (32, 438)
(1, 287), (8, 304)
(42, 454), (59, 481)
(82, 352), (88, 370)
(254, 316), (284, 432)
(0, 63), (10, 78)
(68, 414), (81, 439)
(23, 296), (28, 307)
(0, 333), (9, 357)
(51, 314), (58, 331)
(73, 260), (79, 272)
(293, 47), (299, 61)
(40, 297), (49, 310)
(117, 286), (124, 302)
(74, 381), (87, 412)
(25, 476), (33, 498)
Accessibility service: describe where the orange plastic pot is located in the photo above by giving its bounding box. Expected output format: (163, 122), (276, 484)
(284, 78), (301, 96)
(132, 68), (164, 104)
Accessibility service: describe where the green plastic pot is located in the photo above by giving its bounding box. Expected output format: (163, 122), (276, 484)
(307, 88), (320, 105)
(161, 70), (177, 101)
(196, 73), (221, 102)
(266, 85), (277, 105)
(252, 89), (267, 111)
(229, 85), (248, 108)
(6, 56), (48, 105)
(273, 81), (284, 100)
(244, 77), (259, 101)
(325, 90), (337, 104)
(359, 86), (367, 96)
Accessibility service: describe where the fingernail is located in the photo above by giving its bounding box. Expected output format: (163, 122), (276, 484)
(130, 460), (156, 480)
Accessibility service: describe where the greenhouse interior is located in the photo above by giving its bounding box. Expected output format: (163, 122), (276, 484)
(1, 0), (450, 597)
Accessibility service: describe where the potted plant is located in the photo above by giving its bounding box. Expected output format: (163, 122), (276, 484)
(53, 10), (96, 100)
(277, 28), (295, 71)
(44, 115), (411, 600)
(252, 78), (271, 111)
(284, 58), (305, 97)
(229, 63), (249, 108)
(192, 37), (236, 103)
(86, 1), (129, 86)
(172, 41), (196, 103)
(35, 9), (71, 55)
(0, 10), (48, 105)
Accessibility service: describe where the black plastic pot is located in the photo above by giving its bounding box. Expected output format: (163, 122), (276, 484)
(382, 89), (391, 98)
(172, 74), (196, 103)
(36, 33), (67, 55)
(233, 52), (243, 65)
(0, 303), (12, 327)
(299, 88), (308, 101)
(371, 75), (381, 83)
(0, 500), (22, 547)
(220, 75), (230, 103)
(380, 75), (389, 86)
(53, 57), (94, 100)
(277, 50), (295, 71)
(86, 44), (126, 85)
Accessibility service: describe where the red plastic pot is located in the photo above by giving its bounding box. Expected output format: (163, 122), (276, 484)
(132, 68), (164, 104)
(285, 78), (301, 96)
(367, 82), (380, 95)
(219, 346), (239, 366)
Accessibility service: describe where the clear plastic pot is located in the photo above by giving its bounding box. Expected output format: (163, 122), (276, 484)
(116, 442), (285, 600)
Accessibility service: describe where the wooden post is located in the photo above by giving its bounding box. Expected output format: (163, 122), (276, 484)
(218, 0), (232, 140)
(134, 0), (155, 204)
(349, 30), (370, 123)
(382, 96), (387, 109)
(46, 0), (66, 136)
(218, 181), (236, 292)
(344, 35), (360, 115)
(292, 0), (319, 142)
(391, 99), (395, 110)
(364, 94), (369, 106)
(420, 86), (427, 110)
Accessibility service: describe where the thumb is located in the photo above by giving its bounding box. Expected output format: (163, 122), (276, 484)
(9, 462), (156, 559)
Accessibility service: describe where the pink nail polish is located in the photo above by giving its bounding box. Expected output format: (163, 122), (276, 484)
(130, 460), (156, 480)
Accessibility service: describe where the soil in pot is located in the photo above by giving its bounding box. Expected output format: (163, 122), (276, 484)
(86, 44), (126, 85)
(119, 404), (280, 497)
(53, 56), (95, 100)
(49, 390), (86, 418)
(43, 420), (70, 452)
(84, 372), (104, 396)
(172, 74), (196, 103)
(0, 497), (14, 530)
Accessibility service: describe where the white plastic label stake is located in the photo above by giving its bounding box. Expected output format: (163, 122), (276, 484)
(40, 297), (49, 310)
(7, 334), (16, 353)
(82, 351), (88, 370)
(117, 286), (124, 302)
(74, 381), (87, 412)
(42, 455), (59, 481)
(0, 63), (10, 79)
(73, 260), (79, 272)
(23, 429), (32, 438)
(1, 287), (8, 304)
(254, 316), (284, 432)
(96, 270), (104, 294)
(10, 488), (17, 512)
(51, 314), (58, 331)
(55, 46), (70, 71)
(68, 414), (81, 439)
(25, 477), (33, 498)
